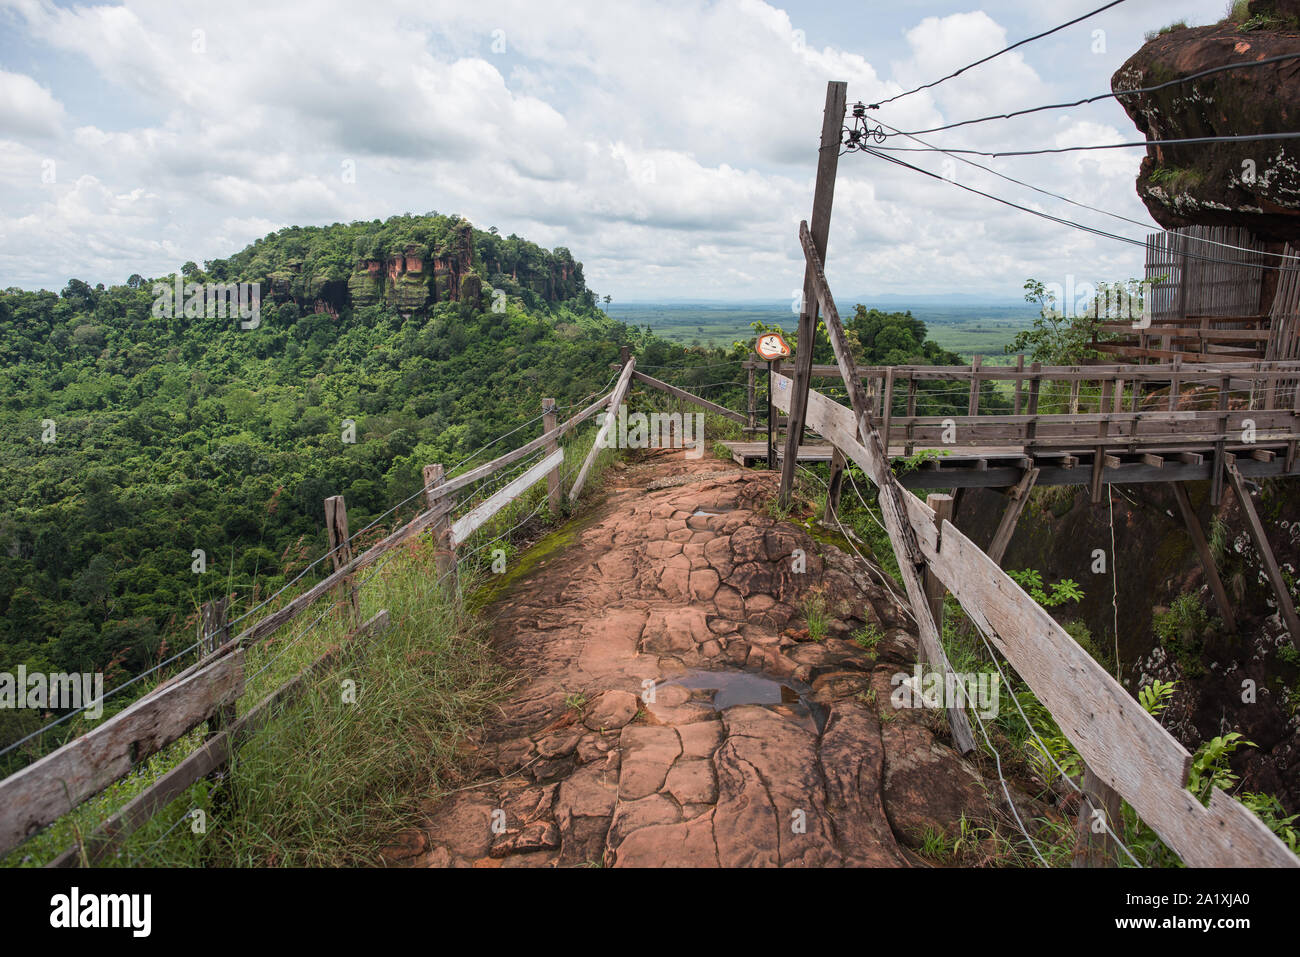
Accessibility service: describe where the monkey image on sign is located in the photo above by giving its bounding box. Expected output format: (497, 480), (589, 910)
(755, 333), (791, 361)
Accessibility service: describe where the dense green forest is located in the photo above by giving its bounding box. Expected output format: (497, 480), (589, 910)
(0, 213), (968, 751)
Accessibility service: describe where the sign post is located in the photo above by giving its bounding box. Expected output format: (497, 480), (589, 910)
(755, 334), (792, 470)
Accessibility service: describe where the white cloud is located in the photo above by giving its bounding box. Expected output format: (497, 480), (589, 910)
(0, 69), (66, 138)
(0, 0), (1169, 298)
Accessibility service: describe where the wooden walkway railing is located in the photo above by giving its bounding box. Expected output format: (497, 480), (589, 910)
(782, 217), (1300, 868)
(0, 367), (634, 866)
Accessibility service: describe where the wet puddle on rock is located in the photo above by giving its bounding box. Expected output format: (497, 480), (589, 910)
(658, 668), (827, 733)
(690, 507), (733, 518)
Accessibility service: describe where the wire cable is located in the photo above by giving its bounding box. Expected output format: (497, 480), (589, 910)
(887, 51), (1300, 136)
(873, 130), (1300, 158)
(872, 0), (1129, 107)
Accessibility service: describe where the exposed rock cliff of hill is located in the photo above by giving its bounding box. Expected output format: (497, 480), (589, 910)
(1111, 3), (1300, 240)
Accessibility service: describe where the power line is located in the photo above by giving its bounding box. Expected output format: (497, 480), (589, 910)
(860, 146), (1295, 273)
(871, 118), (1297, 261)
(872, 0), (1129, 108)
(874, 130), (1300, 158)
(885, 51), (1300, 137)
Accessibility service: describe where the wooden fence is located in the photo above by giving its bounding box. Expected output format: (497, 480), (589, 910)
(0, 364), (634, 866)
(782, 217), (1300, 868)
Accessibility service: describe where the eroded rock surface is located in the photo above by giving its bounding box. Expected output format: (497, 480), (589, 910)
(395, 449), (996, 867)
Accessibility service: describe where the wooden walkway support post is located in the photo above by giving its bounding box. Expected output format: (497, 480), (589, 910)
(1225, 461), (1300, 645)
(542, 398), (563, 514)
(1171, 482), (1237, 632)
(423, 464), (457, 590)
(324, 495), (360, 623)
(987, 468), (1039, 565)
(779, 80), (846, 508)
(797, 218), (976, 754)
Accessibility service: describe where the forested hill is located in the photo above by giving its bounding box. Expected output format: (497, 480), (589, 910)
(0, 214), (634, 687)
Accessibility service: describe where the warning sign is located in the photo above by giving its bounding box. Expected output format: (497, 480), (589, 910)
(755, 333), (791, 361)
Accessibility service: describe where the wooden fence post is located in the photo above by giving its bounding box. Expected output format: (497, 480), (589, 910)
(542, 398), (563, 514)
(199, 596), (230, 657)
(924, 494), (953, 628)
(324, 495), (360, 624)
(1073, 764), (1124, 867)
(199, 597), (234, 735)
(424, 465), (457, 591)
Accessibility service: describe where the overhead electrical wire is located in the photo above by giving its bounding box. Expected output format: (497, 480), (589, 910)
(885, 51), (1300, 136)
(861, 145), (1295, 273)
(871, 118), (1297, 261)
(872, 0), (1130, 107)
(872, 130), (1300, 158)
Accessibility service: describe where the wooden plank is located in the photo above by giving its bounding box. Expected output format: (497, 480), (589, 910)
(783, 378), (1299, 864)
(453, 447), (563, 545)
(930, 517), (1296, 867)
(570, 358), (636, 501)
(0, 650), (246, 857)
(1225, 462), (1300, 646)
(1172, 483), (1236, 632)
(631, 370), (746, 424)
(987, 468), (1039, 565)
(779, 80), (846, 508)
(50, 611), (390, 867)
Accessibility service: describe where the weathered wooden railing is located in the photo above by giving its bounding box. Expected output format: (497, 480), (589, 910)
(0, 364), (634, 866)
(783, 218), (1299, 868)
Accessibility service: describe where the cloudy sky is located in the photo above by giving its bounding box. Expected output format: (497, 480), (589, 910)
(0, 0), (1233, 301)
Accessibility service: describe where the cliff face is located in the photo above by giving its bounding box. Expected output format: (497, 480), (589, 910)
(1111, 8), (1300, 240)
(347, 223), (478, 315)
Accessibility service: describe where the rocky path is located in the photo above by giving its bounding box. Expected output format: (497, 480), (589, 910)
(385, 448), (995, 867)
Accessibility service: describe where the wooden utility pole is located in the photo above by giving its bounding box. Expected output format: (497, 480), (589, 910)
(779, 80), (847, 508)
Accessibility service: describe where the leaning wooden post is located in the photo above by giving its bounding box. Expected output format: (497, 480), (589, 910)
(423, 464), (457, 591)
(1073, 764), (1124, 867)
(924, 494), (953, 628)
(798, 219), (976, 754)
(779, 79), (847, 508)
(570, 357), (636, 501)
(324, 495), (360, 624)
(541, 398), (563, 514)
(1171, 482), (1236, 632)
(1226, 461), (1300, 646)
